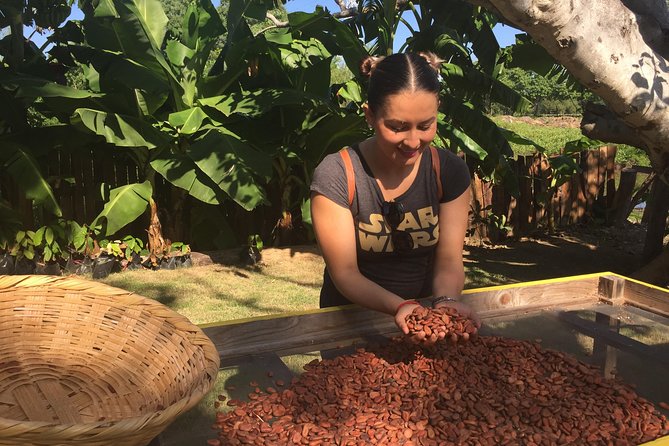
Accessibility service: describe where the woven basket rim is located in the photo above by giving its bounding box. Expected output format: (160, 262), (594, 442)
(0, 274), (220, 435)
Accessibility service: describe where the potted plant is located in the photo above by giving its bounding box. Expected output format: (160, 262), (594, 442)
(64, 222), (99, 276)
(10, 230), (37, 274)
(33, 222), (67, 275)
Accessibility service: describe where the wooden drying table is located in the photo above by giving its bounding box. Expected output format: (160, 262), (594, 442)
(159, 272), (669, 446)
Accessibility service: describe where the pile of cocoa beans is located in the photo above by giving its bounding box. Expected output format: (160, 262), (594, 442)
(210, 336), (669, 446)
(405, 306), (478, 344)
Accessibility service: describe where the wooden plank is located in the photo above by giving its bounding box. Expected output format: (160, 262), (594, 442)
(490, 183), (507, 242)
(92, 148), (107, 216)
(623, 278), (669, 317)
(596, 146), (607, 202)
(558, 311), (669, 368)
(517, 156), (532, 233)
(532, 155), (548, 228)
(593, 303), (669, 328)
(598, 275), (626, 304)
(605, 145), (617, 210)
(558, 180), (571, 227)
(569, 153), (586, 223)
(202, 276), (602, 362)
(584, 149), (599, 213)
(613, 168), (637, 226)
(591, 310), (619, 378)
(470, 174), (487, 242)
(59, 150), (74, 221)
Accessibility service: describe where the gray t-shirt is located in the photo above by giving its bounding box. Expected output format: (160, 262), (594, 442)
(310, 145), (471, 308)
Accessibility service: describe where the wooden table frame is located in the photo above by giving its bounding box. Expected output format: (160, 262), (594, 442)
(194, 272), (669, 446)
(201, 272), (669, 365)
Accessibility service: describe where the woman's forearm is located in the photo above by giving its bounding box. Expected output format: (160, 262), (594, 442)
(432, 263), (465, 299)
(329, 269), (405, 315)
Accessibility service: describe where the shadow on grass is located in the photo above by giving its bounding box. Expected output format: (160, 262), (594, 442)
(103, 272), (290, 316)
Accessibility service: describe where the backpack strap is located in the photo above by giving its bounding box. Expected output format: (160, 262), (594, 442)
(339, 147), (355, 207)
(430, 146), (443, 201)
(340, 146), (442, 207)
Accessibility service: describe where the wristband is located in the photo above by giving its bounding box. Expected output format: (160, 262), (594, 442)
(431, 296), (459, 308)
(396, 300), (419, 314)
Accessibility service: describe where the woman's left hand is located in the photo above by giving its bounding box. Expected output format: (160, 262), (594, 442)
(433, 300), (481, 328)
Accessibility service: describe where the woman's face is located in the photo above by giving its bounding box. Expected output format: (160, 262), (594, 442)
(365, 90), (439, 168)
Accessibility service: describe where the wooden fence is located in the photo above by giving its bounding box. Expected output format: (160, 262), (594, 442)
(1, 145), (649, 244)
(0, 147), (164, 237)
(468, 145), (640, 242)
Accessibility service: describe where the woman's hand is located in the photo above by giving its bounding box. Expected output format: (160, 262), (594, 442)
(394, 300), (422, 336)
(433, 300), (481, 328)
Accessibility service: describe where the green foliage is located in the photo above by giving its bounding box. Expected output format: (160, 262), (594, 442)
(33, 221), (68, 262)
(4, 0), (652, 250)
(10, 230), (37, 261)
(497, 67), (595, 116)
(92, 182), (153, 236)
(491, 116), (650, 166)
(68, 220), (101, 256)
(99, 235), (148, 259)
(0, 141), (62, 217)
(0, 200), (23, 248)
(169, 241), (190, 255)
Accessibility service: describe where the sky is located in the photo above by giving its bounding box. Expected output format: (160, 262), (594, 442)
(23, 0), (521, 52)
(283, 0), (520, 48)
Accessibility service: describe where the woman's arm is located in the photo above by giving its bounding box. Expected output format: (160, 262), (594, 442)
(432, 187), (469, 297)
(311, 192), (418, 332)
(431, 187), (480, 326)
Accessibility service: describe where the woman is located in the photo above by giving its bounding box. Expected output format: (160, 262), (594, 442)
(310, 52), (479, 340)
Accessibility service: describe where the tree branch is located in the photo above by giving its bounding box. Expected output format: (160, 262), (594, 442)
(331, 0), (417, 19)
(265, 12), (288, 27)
(479, 0), (669, 177)
(580, 103), (647, 149)
(466, 0), (524, 29)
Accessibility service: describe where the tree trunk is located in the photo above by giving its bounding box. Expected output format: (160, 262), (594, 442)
(147, 198), (166, 264)
(641, 178), (669, 264)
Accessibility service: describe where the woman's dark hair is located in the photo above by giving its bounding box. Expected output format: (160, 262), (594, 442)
(360, 52), (442, 113)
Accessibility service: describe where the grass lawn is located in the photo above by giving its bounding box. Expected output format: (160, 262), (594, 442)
(100, 247), (325, 325)
(491, 115), (650, 166)
(99, 245), (508, 326)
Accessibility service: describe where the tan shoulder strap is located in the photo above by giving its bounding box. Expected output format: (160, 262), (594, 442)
(339, 147), (355, 207)
(430, 146), (443, 200)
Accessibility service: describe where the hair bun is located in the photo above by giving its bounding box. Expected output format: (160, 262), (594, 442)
(418, 51), (444, 74)
(359, 55), (385, 78)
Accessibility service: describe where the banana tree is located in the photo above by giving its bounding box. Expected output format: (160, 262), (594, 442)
(331, 0), (531, 195)
(21, 0), (293, 257)
(0, 0), (93, 237)
(210, 8), (370, 243)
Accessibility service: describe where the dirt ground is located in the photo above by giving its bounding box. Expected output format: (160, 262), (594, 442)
(463, 223), (646, 286)
(496, 114), (582, 128)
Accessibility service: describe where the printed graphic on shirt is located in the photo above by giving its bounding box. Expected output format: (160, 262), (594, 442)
(358, 205), (439, 252)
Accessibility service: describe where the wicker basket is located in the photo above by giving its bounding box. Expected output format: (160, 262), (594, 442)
(0, 275), (220, 446)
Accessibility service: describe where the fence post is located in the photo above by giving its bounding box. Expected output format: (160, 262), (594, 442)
(613, 168), (637, 226)
(532, 155), (547, 229)
(605, 145), (617, 213)
(517, 156), (532, 234)
(569, 153), (586, 223)
(641, 177), (669, 264)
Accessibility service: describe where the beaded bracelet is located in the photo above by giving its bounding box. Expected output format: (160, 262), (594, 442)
(395, 300), (420, 314)
(431, 296), (459, 308)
